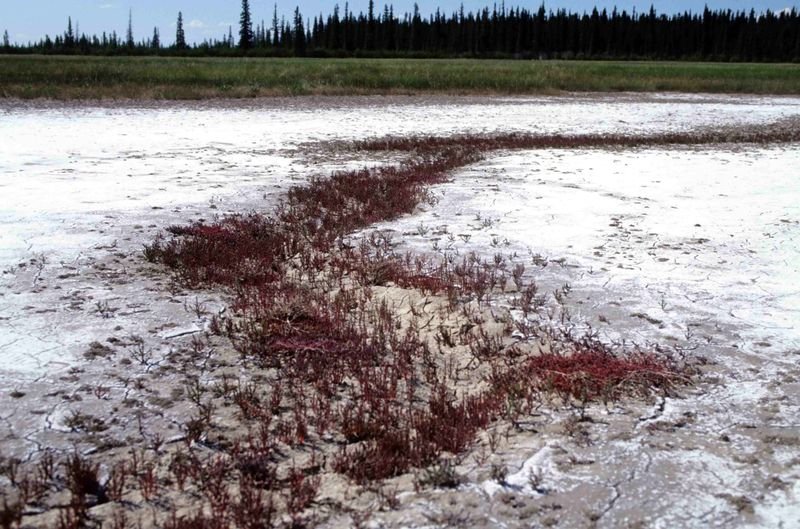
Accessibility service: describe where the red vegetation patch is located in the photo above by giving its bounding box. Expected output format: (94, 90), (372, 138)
(525, 347), (679, 402)
(353, 124), (800, 155)
(146, 214), (288, 286)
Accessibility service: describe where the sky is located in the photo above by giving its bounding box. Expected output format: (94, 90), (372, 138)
(1, 1), (797, 45)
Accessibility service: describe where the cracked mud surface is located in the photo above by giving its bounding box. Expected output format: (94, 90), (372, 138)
(1, 94), (799, 528)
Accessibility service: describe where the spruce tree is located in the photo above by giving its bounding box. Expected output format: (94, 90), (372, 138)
(272, 4), (280, 46)
(239, 0), (254, 50)
(66, 17), (75, 47)
(176, 12), (186, 49)
(293, 7), (306, 56)
(366, 0), (375, 48)
(126, 10), (134, 48)
(2, 30), (9, 49)
(152, 27), (160, 49)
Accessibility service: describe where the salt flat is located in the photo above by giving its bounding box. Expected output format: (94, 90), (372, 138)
(2, 93), (797, 269)
(0, 94), (799, 528)
(1, 94), (798, 373)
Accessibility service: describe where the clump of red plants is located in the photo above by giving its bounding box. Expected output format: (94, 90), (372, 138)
(1, 129), (707, 528)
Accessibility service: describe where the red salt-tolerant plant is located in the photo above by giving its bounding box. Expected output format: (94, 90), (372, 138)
(137, 461), (158, 502)
(310, 393), (334, 436)
(14, 477), (33, 508)
(127, 449), (142, 477)
(467, 328), (508, 363)
(291, 398), (309, 446)
(199, 457), (231, 522)
(168, 450), (196, 492)
(109, 507), (128, 529)
(352, 125), (800, 155)
(524, 346), (680, 404)
(397, 273), (447, 294)
(230, 432), (277, 489)
(232, 383), (266, 421)
(144, 214), (293, 288)
(338, 405), (370, 444)
(52, 454), (105, 529)
(64, 454), (106, 512)
(233, 475), (274, 529)
(163, 511), (223, 529)
(146, 125), (800, 301)
(284, 465), (321, 517)
(144, 147), (480, 295)
(415, 386), (502, 455)
(11, 453), (54, 505)
(36, 450), (56, 486)
(56, 506), (83, 529)
(333, 426), (422, 483)
(105, 461), (128, 502)
(483, 337), (683, 415)
(0, 498), (23, 529)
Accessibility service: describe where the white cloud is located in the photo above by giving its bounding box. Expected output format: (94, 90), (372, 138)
(187, 19), (206, 29)
(98, 2), (116, 8)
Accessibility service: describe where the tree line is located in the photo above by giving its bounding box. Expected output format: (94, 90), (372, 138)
(3, 1), (800, 61)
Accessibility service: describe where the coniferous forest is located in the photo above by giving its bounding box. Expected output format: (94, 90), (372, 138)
(2, 2), (800, 62)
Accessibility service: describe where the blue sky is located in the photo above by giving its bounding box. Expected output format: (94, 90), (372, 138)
(1, 1), (797, 44)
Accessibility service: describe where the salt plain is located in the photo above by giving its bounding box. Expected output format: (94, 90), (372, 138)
(2, 94), (800, 373)
(1, 94), (799, 527)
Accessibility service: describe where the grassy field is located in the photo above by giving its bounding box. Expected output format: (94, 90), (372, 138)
(1, 55), (799, 99)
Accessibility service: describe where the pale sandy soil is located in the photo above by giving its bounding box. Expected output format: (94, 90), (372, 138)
(1, 94), (799, 528)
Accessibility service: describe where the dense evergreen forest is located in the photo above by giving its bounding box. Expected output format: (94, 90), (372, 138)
(3, 2), (800, 61)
